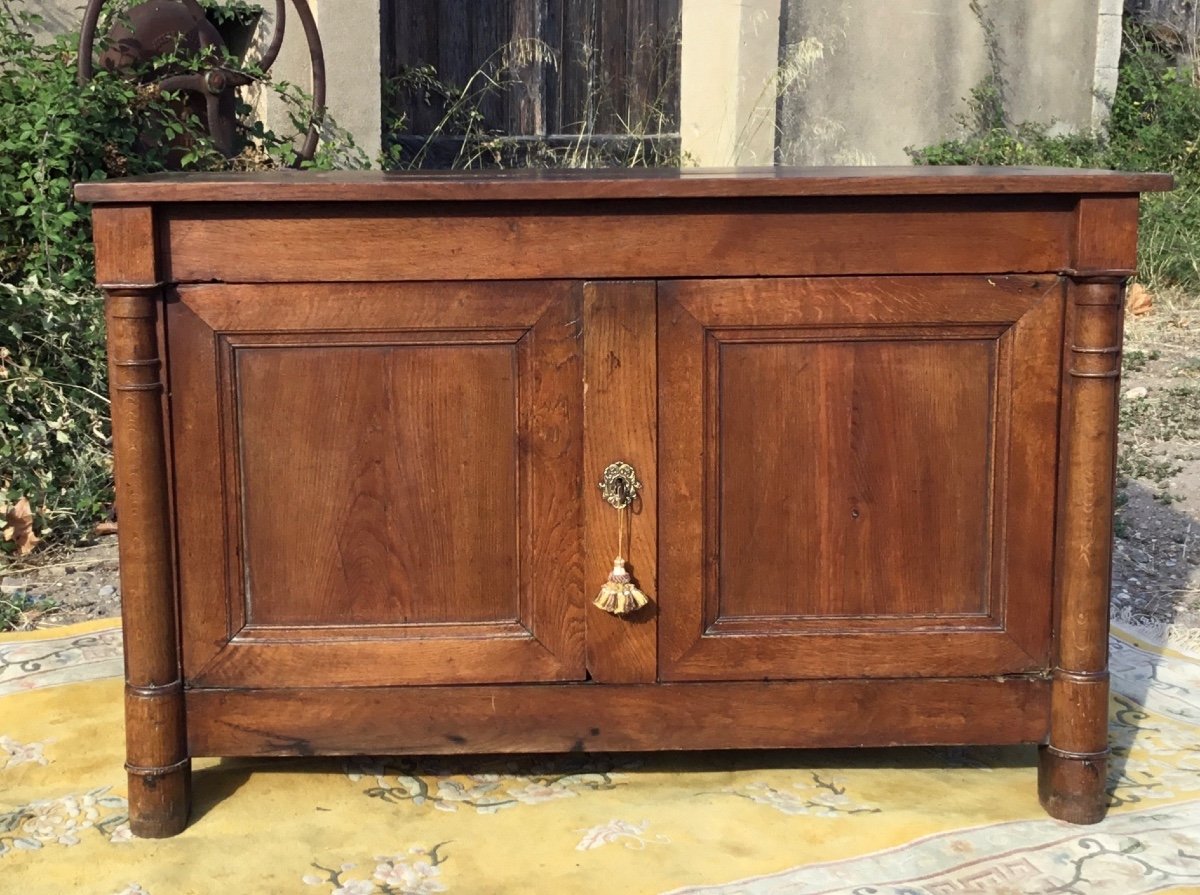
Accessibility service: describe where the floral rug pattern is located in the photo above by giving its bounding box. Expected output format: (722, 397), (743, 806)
(0, 619), (1198, 895)
(0, 621), (122, 695)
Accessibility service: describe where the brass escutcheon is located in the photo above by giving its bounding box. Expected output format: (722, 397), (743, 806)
(598, 461), (642, 510)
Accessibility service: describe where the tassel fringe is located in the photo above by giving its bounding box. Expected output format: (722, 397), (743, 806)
(593, 557), (649, 616)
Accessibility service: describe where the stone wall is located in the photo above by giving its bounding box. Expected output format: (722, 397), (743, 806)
(260, 0), (381, 162)
(685, 0), (1122, 166)
(37, 0), (1121, 169)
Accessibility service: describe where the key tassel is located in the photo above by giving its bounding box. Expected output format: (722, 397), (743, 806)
(593, 556), (649, 616)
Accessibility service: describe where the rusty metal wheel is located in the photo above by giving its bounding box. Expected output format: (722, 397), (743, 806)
(77, 0), (325, 164)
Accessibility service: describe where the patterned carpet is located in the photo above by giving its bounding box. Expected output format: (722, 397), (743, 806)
(2, 619), (1199, 894)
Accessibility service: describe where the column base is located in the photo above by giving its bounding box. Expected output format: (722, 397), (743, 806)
(127, 760), (192, 838)
(1038, 745), (1108, 824)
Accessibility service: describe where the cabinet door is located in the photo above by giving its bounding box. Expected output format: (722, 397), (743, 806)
(659, 276), (1062, 681)
(169, 282), (584, 687)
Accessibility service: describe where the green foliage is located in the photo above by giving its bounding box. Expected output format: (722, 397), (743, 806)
(0, 10), (170, 540)
(1107, 32), (1200, 173)
(0, 588), (58, 631)
(909, 24), (1200, 290)
(1123, 348), (1161, 373)
(1, 278), (111, 542)
(196, 0), (263, 27)
(1118, 383), (1200, 500)
(271, 78), (370, 171)
(1, 14), (177, 289)
(0, 6), (357, 546)
(964, 0), (1008, 134)
(909, 120), (1108, 169)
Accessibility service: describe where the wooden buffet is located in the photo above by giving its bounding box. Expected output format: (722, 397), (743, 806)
(76, 166), (1173, 837)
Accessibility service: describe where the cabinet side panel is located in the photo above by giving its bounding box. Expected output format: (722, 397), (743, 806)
(1073, 195), (1140, 273)
(94, 205), (157, 286)
(168, 298), (232, 676)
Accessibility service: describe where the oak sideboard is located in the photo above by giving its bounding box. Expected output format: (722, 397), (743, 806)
(77, 166), (1173, 837)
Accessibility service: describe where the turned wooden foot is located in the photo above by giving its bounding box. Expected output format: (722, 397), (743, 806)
(127, 761), (192, 838)
(1038, 745), (1108, 824)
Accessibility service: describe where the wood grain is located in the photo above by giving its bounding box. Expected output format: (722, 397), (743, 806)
(190, 635), (579, 688)
(179, 281), (558, 332)
(169, 282), (586, 687)
(236, 342), (521, 627)
(158, 198), (1076, 283)
(74, 166), (1173, 205)
(716, 337), (995, 620)
(96, 205), (190, 838)
(186, 677), (1051, 756)
(166, 298), (233, 678)
(658, 276), (1062, 680)
(83, 172), (1164, 835)
(92, 205), (156, 286)
(582, 281), (658, 683)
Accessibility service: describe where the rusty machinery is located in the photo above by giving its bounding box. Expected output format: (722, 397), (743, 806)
(77, 0), (326, 163)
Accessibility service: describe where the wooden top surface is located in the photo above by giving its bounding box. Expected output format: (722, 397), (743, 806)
(75, 166), (1173, 204)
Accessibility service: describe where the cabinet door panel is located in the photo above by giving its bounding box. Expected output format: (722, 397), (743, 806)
(237, 343), (519, 627)
(170, 282), (585, 687)
(659, 276), (1062, 680)
(718, 337), (993, 619)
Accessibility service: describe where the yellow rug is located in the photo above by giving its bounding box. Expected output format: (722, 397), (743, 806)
(2, 618), (1199, 894)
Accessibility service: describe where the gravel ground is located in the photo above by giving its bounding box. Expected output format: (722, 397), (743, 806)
(3, 287), (1200, 634)
(2, 537), (121, 630)
(1113, 286), (1200, 631)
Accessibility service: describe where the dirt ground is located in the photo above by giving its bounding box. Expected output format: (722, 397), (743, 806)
(3, 287), (1200, 633)
(2, 536), (120, 629)
(1113, 286), (1200, 630)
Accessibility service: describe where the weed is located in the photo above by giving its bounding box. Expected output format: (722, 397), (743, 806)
(1120, 385), (1200, 441)
(1117, 382), (1200, 502)
(1118, 448), (1182, 484)
(1124, 348), (1161, 372)
(381, 29), (683, 170)
(1114, 487), (1132, 539)
(0, 590), (58, 631)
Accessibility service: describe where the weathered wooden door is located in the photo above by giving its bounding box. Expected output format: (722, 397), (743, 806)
(168, 281), (586, 688)
(657, 275), (1064, 681)
(381, 0), (681, 163)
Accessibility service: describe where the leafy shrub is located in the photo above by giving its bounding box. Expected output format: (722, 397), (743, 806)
(910, 24), (1200, 290)
(1, 278), (110, 542)
(196, 0), (262, 28)
(0, 6), (358, 549)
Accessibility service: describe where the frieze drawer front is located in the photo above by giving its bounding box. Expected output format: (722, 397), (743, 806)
(77, 166), (1173, 837)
